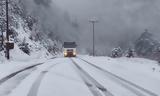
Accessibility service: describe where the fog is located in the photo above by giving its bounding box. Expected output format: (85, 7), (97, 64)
(54, 0), (160, 55)
(22, 0), (160, 55)
(21, 0), (79, 42)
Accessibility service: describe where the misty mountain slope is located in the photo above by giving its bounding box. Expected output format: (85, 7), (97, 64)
(0, 0), (64, 61)
(21, 0), (80, 42)
(11, 17), (52, 61)
(0, 0), (82, 61)
(0, 15), (53, 62)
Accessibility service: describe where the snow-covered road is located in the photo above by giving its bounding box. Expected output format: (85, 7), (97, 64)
(0, 56), (159, 96)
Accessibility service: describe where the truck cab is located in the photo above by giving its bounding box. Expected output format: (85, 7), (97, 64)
(63, 42), (77, 57)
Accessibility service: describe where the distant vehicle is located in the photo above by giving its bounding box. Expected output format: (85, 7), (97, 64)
(63, 42), (77, 57)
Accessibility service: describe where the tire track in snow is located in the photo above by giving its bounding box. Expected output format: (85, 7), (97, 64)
(78, 57), (158, 96)
(71, 58), (114, 96)
(0, 63), (44, 86)
(0, 57), (57, 96)
(27, 63), (59, 96)
(0, 68), (36, 96)
(0, 57), (57, 85)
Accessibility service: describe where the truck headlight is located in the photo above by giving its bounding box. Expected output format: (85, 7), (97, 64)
(73, 51), (76, 55)
(64, 52), (67, 56)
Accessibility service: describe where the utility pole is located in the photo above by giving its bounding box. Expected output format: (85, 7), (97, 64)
(6, 0), (9, 59)
(89, 17), (98, 56)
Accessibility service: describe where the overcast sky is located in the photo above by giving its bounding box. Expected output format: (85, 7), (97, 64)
(52, 0), (160, 55)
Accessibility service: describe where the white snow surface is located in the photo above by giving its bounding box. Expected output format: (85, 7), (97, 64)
(0, 16), (53, 63)
(0, 55), (159, 96)
(79, 56), (160, 95)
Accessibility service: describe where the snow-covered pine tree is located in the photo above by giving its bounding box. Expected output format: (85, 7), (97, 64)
(111, 47), (123, 58)
(135, 29), (160, 58)
(126, 48), (134, 58)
